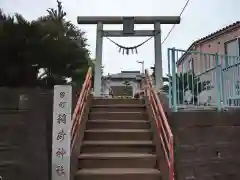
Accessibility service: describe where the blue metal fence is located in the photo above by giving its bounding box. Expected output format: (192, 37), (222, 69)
(167, 48), (240, 111)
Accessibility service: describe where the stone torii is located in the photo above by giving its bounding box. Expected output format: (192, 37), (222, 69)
(77, 16), (180, 96)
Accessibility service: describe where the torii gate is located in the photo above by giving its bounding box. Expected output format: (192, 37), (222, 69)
(77, 16), (180, 96)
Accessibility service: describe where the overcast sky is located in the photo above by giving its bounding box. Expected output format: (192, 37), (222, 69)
(1, 0), (239, 76)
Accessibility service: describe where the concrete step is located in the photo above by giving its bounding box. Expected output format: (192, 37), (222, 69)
(87, 120), (150, 129)
(84, 129), (152, 141)
(78, 153), (157, 169)
(93, 98), (145, 105)
(91, 104), (145, 113)
(81, 141), (155, 153)
(89, 112), (148, 121)
(75, 168), (161, 180)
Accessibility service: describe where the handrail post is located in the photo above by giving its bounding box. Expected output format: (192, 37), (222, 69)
(167, 48), (172, 109)
(215, 53), (221, 111)
(52, 85), (72, 180)
(171, 48), (177, 112)
(169, 136), (174, 180)
(220, 67), (226, 106)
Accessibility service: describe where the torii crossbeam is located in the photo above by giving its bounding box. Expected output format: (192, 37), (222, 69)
(77, 16), (180, 96)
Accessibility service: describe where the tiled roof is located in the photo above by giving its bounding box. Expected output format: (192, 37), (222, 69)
(103, 71), (143, 80)
(176, 21), (240, 66)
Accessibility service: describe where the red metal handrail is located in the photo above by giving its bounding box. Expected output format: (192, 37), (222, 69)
(71, 67), (92, 150)
(144, 70), (174, 180)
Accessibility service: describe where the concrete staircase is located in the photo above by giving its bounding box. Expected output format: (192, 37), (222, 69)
(75, 98), (161, 180)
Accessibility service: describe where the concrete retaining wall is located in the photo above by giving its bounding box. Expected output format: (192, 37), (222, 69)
(169, 111), (240, 180)
(0, 87), (79, 180)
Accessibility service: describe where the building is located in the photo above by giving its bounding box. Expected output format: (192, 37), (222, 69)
(101, 71), (143, 97)
(176, 21), (240, 105)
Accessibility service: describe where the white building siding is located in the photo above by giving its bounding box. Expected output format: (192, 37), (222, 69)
(102, 79), (141, 97)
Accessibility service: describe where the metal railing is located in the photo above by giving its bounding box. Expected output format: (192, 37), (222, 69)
(221, 55), (240, 106)
(71, 67), (92, 148)
(167, 48), (240, 111)
(144, 70), (174, 180)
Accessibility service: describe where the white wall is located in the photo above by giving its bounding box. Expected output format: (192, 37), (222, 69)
(183, 66), (240, 105)
(102, 79), (141, 97)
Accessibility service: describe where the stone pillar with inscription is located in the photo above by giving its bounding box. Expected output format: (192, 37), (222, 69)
(52, 85), (72, 180)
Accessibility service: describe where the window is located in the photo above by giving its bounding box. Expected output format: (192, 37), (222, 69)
(236, 80), (240, 96)
(225, 39), (240, 56)
(224, 38), (240, 67)
(180, 64), (186, 73)
(188, 59), (193, 71)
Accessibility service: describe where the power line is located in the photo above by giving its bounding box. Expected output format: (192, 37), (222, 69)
(161, 0), (191, 44)
(105, 0), (191, 55)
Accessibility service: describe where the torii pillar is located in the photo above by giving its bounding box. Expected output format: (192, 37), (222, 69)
(77, 16), (180, 96)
